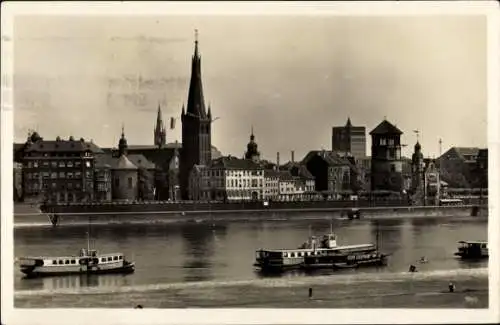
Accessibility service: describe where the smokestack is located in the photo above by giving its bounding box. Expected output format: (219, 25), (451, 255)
(291, 150), (295, 163)
(277, 152), (280, 168)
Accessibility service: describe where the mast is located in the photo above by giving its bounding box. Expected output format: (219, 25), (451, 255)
(376, 221), (380, 251)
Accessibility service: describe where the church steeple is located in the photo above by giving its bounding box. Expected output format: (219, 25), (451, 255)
(154, 103), (166, 148)
(118, 124), (128, 157)
(186, 29), (207, 119)
(245, 125), (260, 162)
(180, 30), (213, 200)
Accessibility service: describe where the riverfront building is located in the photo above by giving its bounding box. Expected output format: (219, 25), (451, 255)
(21, 132), (103, 203)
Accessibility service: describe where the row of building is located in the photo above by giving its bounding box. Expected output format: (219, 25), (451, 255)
(13, 31), (488, 205)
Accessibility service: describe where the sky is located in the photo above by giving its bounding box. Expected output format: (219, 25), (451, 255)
(13, 14), (487, 162)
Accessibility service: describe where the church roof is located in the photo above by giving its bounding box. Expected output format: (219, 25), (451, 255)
(211, 156), (262, 170)
(115, 155), (138, 170)
(369, 120), (403, 135)
(25, 139), (103, 153)
(127, 154), (156, 169)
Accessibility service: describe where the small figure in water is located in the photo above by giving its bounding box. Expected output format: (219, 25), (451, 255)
(409, 264), (417, 273)
(135, 304), (143, 309)
(448, 282), (455, 293)
(419, 256), (428, 264)
(308, 287), (313, 298)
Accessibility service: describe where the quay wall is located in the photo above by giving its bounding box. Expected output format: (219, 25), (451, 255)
(13, 201), (488, 227)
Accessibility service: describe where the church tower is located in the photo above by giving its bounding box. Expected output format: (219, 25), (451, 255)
(245, 126), (260, 162)
(118, 124), (128, 157)
(154, 104), (167, 148)
(180, 30), (212, 200)
(411, 140), (424, 193)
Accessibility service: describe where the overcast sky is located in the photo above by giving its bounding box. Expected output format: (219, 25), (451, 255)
(13, 14), (487, 161)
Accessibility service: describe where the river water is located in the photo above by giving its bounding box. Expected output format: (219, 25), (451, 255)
(13, 214), (488, 308)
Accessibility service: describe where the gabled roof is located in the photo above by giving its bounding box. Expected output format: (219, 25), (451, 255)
(439, 147), (481, 161)
(127, 154), (156, 169)
(369, 120), (403, 135)
(25, 140), (104, 153)
(302, 150), (350, 167)
(211, 156), (263, 170)
(264, 169), (281, 178)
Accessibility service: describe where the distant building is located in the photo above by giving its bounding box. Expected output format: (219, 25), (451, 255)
(13, 162), (23, 202)
(302, 150), (352, 198)
(423, 158), (441, 205)
(263, 169), (280, 201)
(331, 118), (366, 160)
(437, 147), (484, 188)
(369, 119), (404, 193)
(411, 141), (425, 193)
(21, 132), (103, 203)
(188, 156), (264, 201)
(180, 32), (213, 200)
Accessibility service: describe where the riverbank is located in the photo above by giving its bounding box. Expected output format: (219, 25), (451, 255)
(14, 203), (488, 227)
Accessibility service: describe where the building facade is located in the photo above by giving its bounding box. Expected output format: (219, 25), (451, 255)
(22, 133), (103, 203)
(188, 156), (264, 201)
(180, 33), (213, 200)
(370, 119), (404, 193)
(331, 118), (366, 160)
(302, 150), (352, 198)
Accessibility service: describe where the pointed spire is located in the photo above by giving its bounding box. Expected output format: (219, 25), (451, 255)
(121, 123), (125, 138)
(186, 29), (207, 118)
(346, 117), (352, 127)
(207, 102), (212, 118)
(194, 28), (199, 58)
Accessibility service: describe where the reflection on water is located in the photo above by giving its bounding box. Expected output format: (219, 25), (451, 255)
(14, 215), (487, 293)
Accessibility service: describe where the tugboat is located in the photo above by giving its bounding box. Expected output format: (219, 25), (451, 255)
(17, 218), (135, 278)
(454, 241), (488, 260)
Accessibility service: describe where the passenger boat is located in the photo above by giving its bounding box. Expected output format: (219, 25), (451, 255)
(17, 218), (135, 278)
(254, 223), (388, 272)
(454, 241), (488, 259)
(18, 249), (135, 278)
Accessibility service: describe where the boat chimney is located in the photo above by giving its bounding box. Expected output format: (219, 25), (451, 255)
(277, 152), (280, 169)
(291, 150), (295, 163)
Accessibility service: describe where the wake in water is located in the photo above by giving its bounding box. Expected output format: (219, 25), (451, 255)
(15, 267), (487, 298)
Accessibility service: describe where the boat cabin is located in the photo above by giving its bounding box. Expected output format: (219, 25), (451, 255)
(455, 240), (488, 259)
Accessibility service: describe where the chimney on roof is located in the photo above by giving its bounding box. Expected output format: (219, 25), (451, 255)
(277, 152), (280, 168)
(291, 150), (295, 163)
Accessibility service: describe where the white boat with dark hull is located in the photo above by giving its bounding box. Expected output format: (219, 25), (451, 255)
(254, 224), (388, 272)
(454, 241), (488, 260)
(18, 249), (135, 278)
(18, 217), (135, 278)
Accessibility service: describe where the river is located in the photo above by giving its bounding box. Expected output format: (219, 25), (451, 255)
(14, 214), (488, 308)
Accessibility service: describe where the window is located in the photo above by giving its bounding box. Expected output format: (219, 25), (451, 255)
(101, 258), (106, 262)
(52, 260), (57, 264)
(128, 177), (133, 188)
(59, 172), (65, 178)
(86, 161), (91, 168)
(43, 161), (49, 167)
(28, 162), (33, 168)
(113, 256), (118, 261)
(33, 161), (38, 168)
(388, 138), (394, 146)
(107, 257), (112, 261)
(65, 260), (69, 265)
(71, 260), (76, 264)
(68, 161), (74, 168)
(51, 161), (57, 168)
(380, 138), (387, 146)
(67, 172), (74, 179)
(59, 161), (65, 168)
(75, 172), (81, 178)
(119, 256), (123, 260)
(52, 182), (56, 189)
(58, 260), (63, 265)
